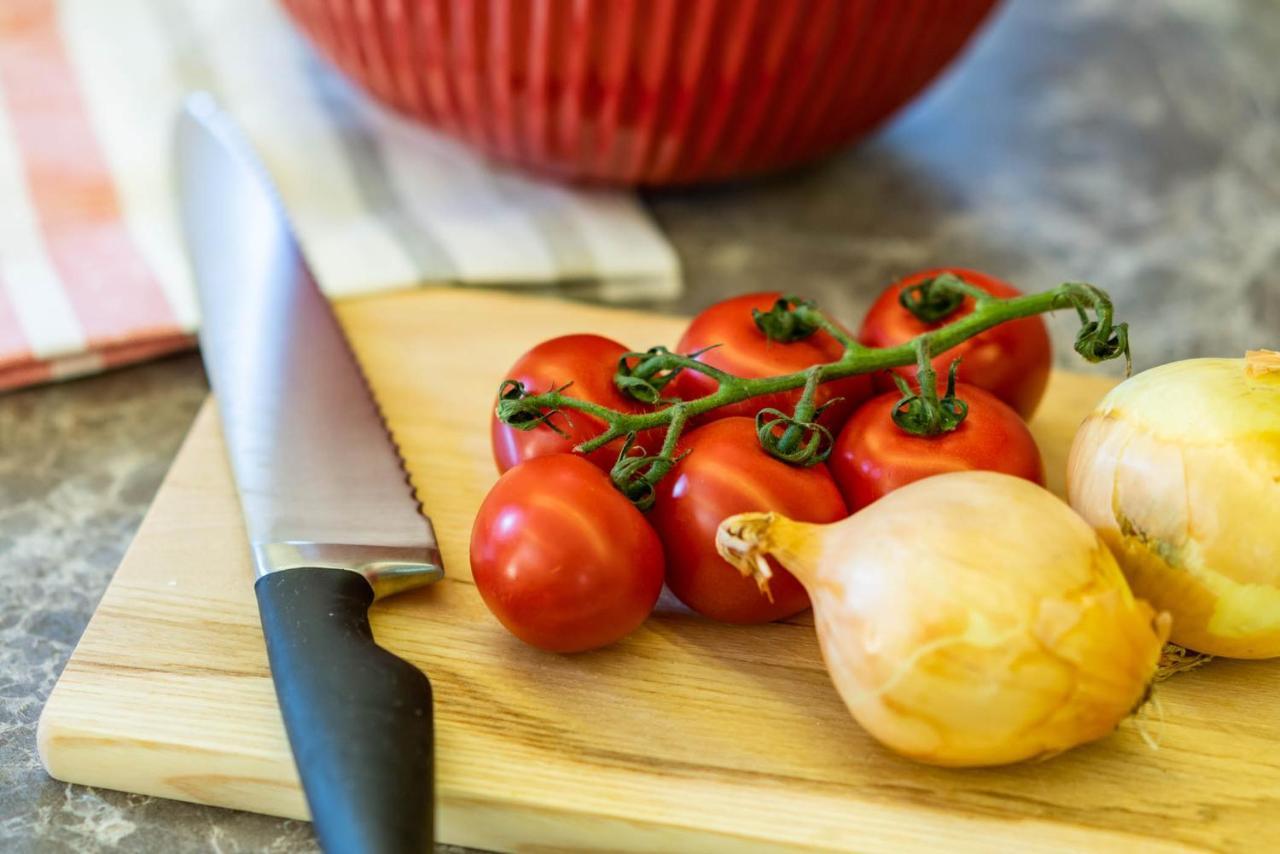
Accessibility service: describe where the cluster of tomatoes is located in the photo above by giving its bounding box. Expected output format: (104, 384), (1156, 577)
(470, 269), (1051, 653)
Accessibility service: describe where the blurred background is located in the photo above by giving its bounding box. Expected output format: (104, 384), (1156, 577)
(2, 0), (1278, 850)
(651, 0), (1280, 369)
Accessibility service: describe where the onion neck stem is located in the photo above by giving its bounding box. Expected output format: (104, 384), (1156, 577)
(716, 512), (824, 593)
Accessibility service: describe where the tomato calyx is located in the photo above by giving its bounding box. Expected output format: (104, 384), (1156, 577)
(496, 379), (575, 436)
(756, 408), (835, 466)
(891, 359), (970, 437)
(614, 345), (719, 405)
(1074, 319), (1129, 369)
(754, 366), (837, 467)
(897, 271), (992, 323)
(752, 295), (822, 343)
(609, 406), (691, 510)
(1063, 284), (1132, 373)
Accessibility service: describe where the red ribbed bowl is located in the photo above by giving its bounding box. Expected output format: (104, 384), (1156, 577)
(281, 0), (1000, 186)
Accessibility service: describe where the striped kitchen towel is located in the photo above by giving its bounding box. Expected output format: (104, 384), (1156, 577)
(0, 0), (680, 392)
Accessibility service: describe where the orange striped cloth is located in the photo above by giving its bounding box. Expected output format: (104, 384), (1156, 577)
(0, 0), (679, 392)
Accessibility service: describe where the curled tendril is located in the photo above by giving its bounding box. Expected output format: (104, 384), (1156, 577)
(615, 345), (720, 404)
(615, 346), (679, 404)
(608, 434), (687, 511)
(898, 273), (968, 323)
(494, 379), (573, 436)
(613, 372), (665, 405)
(753, 295), (820, 343)
(755, 407), (834, 466)
(890, 360), (969, 436)
(1057, 283), (1133, 376)
(1075, 319), (1132, 375)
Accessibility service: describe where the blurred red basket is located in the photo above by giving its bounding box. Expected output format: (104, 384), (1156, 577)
(281, 0), (1000, 186)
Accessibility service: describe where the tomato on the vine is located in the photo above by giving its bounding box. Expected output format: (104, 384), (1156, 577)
(491, 334), (656, 474)
(650, 417), (848, 624)
(670, 292), (872, 432)
(858, 269), (1052, 418)
(829, 383), (1044, 511)
(469, 454), (665, 653)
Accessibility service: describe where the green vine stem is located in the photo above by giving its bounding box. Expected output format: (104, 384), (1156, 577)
(608, 405), (689, 510)
(496, 278), (1131, 489)
(614, 345), (720, 405)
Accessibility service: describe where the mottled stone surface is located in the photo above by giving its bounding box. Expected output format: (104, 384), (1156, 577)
(2, 0), (1278, 850)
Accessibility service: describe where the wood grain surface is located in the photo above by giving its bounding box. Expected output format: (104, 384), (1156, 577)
(38, 290), (1280, 852)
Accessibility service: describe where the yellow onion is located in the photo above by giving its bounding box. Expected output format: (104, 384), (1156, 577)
(716, 471), (1168, 767)
(1068, 351), (1280, 658)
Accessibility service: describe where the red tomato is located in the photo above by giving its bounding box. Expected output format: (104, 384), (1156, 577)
(830, 383), (1045, 511)
(650, 417), (848, 624)
(469, 454), (665, 653)
(491, 334), (655, 474)
(670, 292), (872, 432)
(858, 269), (1052, 418)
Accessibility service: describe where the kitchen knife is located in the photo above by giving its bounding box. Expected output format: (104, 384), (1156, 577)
(175, 94), (440, 854)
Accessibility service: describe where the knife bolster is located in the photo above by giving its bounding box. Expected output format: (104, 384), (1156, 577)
(255, 542), (444, 600)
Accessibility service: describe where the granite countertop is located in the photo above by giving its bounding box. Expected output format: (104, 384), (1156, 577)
(3, 0), (1278, 850)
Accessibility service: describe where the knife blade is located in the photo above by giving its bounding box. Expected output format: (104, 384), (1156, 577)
(175, 93), (439, 854)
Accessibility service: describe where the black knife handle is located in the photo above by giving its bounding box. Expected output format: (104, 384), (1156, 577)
(255, 567), (434, 854)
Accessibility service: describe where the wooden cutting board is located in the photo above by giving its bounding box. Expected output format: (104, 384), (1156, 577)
(38, 290), (1280, 853)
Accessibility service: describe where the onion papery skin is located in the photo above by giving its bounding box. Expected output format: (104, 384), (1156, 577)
(717, 472), (1168, 767)
(1068, 355), (1280, 658)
